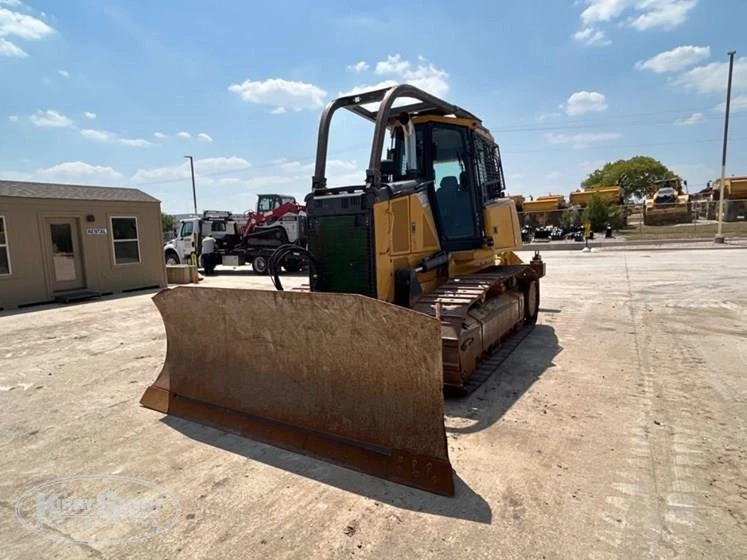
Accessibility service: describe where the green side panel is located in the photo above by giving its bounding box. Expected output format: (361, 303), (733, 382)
(309, 215), (374, 296)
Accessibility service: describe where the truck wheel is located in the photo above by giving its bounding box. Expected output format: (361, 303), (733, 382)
(253, 255), (268, 275)
(524, 279), (539, 324)
(165, 251), (179, 266)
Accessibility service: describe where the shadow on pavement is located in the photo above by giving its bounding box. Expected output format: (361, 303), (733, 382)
(162, 416), (493, 524)
(445, 324), (562, 435)
(206, 266), (308, 278)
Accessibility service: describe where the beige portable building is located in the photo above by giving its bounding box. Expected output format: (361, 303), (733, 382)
(0, 180), (167, 310)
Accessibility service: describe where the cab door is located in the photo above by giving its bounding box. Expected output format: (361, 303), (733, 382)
(425, 123), (484, 252)
(177, 220), (196, 260)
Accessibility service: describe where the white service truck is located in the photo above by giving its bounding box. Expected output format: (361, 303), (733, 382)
(163, 194), (306, 275)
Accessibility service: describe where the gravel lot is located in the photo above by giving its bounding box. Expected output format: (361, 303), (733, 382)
(1, 248), (745, 559)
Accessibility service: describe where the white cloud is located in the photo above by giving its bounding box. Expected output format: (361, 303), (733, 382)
(80, 128), (114, 142)
(573, 27), (611, 47)
(8, 114), (18, 121)
(132, 156), (251, 185)
(58, 69), (69, 78)
(36, 161), (123, 182)
(30, 109), (73, 127)
(339, 79), (398, 97)
(580, 0), (631, 24)
(176, 131), (191, 139)
(228, 78), (327, 112)
(80, 128), (152, 147)
(132, 162), (189, 184)
(576, 0), (698, 35)
(199, 156), (251, 172)
(197, 132), (213, 143)
(375, 54), (411, 75)
(628, 0), (698, 31)
(275, 158), (356, 175)
(271, 106), (287, 114)
(403, 57), (449, 97)
(545, 131), (622, 149)
(345, 55), (449, 98)
(347, 61), (369, 72)
(84, 111), (96, 119)
(0, 36), (25, 56)
(0, 1), (24, 7)
(564, 91), (608, 116)
(675, 56), (747, 94)
(635, 45), (710, 73)
(674, 112), (704, 126)
(713, 95), (747, 114)
(153, 131), (166, 139)
(0, 6), (53, 39)
(119, 137), (151, 147)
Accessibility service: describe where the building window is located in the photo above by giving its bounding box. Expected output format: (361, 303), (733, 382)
(111, 217), (140, 264)
(0, 216), (10, 275)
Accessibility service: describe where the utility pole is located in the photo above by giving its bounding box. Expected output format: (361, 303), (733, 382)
(184, 155), (197, 216)
(715, 50), (736, 243)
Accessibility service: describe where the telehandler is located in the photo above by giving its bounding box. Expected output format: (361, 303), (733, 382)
(141, 84), (545, 496)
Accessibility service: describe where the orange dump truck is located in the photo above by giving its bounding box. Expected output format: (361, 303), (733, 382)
(521, 194), (567, 227)
(569, 186), (624, 208)
(711, 176), (747, 221)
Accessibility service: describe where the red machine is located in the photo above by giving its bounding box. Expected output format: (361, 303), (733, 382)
(241, 193), (306, 239)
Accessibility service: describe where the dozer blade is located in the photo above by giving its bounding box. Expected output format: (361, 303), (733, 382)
(141, 286), (454, 496)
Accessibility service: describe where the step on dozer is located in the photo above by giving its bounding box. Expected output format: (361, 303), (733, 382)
(141, 84), (546, 496)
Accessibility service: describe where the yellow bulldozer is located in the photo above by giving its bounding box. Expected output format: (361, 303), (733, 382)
(643, 178), (692, 226)
(140, 84), (545, 496)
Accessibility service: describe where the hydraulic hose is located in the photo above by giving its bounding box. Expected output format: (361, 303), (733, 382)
(268, 244), (317, 291)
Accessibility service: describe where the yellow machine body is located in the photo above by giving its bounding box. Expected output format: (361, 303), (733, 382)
(140, 84), (545, 496)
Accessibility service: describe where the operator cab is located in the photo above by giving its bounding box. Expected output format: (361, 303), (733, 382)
(257, 194), (297, 215)
(381, 115), (505, 251)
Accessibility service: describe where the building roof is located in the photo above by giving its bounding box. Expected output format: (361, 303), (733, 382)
(0, 180), (159, 203)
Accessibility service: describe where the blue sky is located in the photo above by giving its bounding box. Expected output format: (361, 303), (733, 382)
(1, 0), (745, 213)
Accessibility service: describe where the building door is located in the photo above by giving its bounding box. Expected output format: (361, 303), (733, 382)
(46, 218), (85, 291)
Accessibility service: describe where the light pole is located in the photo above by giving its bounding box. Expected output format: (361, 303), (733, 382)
(715, 50), (736, 243)
(184, 155), (197, 216)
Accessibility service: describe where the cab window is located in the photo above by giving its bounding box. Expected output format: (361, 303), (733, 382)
(180, 221), (194, 237)
(430, 125), (480, 243)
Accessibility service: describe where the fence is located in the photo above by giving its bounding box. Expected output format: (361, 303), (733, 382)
(517, 200), (747, 242)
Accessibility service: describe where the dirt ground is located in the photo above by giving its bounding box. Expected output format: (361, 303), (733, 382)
(1, 248), (746, 559)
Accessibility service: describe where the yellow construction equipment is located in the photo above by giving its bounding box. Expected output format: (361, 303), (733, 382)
(710, 176), (747, 221)
(569, 185), (623, 208)
(521, 194), (567, 226)
(141, 84), (545, 496)
(643, 178), (692, 226)
(508, 194), (525, 212)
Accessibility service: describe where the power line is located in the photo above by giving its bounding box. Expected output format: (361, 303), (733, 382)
(133, 132), (747, 189)
(491, 113), (746, 133)
(503, 136), (747, 154)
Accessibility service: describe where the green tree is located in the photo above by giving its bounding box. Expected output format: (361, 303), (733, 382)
(582, 192), (610, 231)
(582, 192), (628, 231)
(581, 156), (675, 199)
(162, 212), (176, 233)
